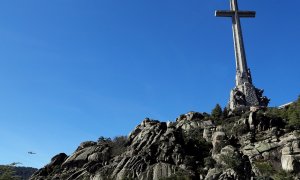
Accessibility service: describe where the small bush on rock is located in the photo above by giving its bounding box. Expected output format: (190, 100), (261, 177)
(97, 136), (128, 157)
(111, 136), (128, 157)
(273, 170), (294, 180)
(97, 136), (112, 145)
(254, 161), (274, 178)
(219, 154), (242, 170)
(231, 123), (249, 136)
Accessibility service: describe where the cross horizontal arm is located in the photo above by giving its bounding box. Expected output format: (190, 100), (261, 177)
(215, 10), (256, 18)
(215, 10), (234, 17)
(238, 11), (256, 17)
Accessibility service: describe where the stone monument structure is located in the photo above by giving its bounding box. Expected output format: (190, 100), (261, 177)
(215, 0), (269, 110)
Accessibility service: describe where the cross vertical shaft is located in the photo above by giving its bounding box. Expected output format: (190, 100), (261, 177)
(231, 0), (249, 85)
(216, 0), (255, 86)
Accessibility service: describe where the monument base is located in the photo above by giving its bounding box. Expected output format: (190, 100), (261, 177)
(228, 82), (269, 110)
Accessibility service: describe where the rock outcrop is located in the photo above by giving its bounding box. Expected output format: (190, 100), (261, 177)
(31, 109), (300, 180)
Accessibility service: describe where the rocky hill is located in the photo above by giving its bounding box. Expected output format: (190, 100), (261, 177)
(0, 165), (37, 180)
(30, 97), (300, 180)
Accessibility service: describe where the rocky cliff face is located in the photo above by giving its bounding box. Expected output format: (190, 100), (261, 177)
(31, 109), (300, 180)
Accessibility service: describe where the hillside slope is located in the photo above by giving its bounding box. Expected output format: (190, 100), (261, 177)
(30, 97), (300, 180)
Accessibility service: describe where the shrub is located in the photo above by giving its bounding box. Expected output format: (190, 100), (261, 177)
(111, 136), (128, 157)
(273, 170), (294, 180)
(97, 136), (112, 145)
(220, 116), (240, 136)
(219, 154), (242, 170)
(288, 111), (300, 129)
(183, 127), (211, 158)
(181, 127), (212, 172)
(231, 122), (249, 136)
(97, 136), (128, 157)
(254, 161), (274, 177)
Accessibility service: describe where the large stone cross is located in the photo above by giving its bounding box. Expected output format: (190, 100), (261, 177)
(215, 0), (255, 86)
(215, 0), (269, 110)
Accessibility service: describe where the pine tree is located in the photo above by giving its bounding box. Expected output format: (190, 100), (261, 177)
(211, 104), (223, 120)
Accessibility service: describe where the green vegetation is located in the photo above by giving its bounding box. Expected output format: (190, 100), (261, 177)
(220, 115), (241, 136)
(219, 153), (242, 170)
(265, 95), (300, 130)
(253, 161), (295, 180)
(231, 121), (249, 136)
(183, 127), (212, 160)
(182, 127), (212, 175)
(273, 170), (294, 180)
(186, 96), (300, 179)
(254, 161), (274, 177)
(211, 104), (223, 122)
(286, 96), (300, 129)
(0, 165), (20, 180)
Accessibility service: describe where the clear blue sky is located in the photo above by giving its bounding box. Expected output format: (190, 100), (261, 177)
(0, 0), (299, 168)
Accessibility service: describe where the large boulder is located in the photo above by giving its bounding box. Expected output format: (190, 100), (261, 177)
(203, 127), (214, 142)
(31, 153), (68, 177)
(176, 111), (204, 122)
(281, 141), (300, 172)
(175, 112), (211, 132)
(204, 168), (222, 180)
(62, 146), (97, 168)
(212, 127), (228, 157)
